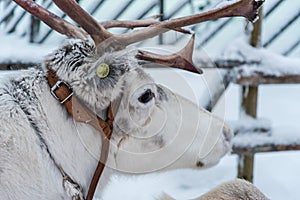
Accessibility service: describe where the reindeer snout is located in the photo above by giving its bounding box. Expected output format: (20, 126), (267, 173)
(223, 125), (233, 143)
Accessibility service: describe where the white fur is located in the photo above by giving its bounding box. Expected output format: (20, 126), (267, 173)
(160, 179), (269, 200)
(0, 40), (232, 199)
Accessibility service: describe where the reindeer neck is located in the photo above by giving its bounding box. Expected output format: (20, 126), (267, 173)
(20, 68), (103, 195)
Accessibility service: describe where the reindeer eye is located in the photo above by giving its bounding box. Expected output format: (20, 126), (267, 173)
(138, 89), (154, 104)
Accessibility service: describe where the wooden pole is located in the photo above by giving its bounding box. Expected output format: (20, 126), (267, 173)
(158, 0), (164, 44)
(237, 8), (263, 182)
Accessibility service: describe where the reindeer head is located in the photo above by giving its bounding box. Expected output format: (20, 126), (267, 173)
(14, 0), (264, 172)
(44, 39), (135, 112)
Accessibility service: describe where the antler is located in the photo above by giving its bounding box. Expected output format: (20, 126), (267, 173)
(136, 35), (202, 74)
(109, 0), (265, 48)
(13, 0), (264, 47)
(100, 14), (191, 34)
(13, 0), (265, 72)
(101, 14), (163, 29)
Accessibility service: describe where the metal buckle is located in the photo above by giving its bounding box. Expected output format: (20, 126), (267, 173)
(50, 80), (74, 104)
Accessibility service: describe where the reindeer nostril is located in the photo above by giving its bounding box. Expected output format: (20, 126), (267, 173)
(223, 126), (233, 142)
(196, 161), (204, 167)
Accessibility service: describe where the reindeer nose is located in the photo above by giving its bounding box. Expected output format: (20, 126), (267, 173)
(223, 125), (233, 142)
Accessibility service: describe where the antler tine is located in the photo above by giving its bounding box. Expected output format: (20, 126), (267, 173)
(12, 0), (86, 39)
(112, 0), (264, 47)
(136, 35), (202, 74)
(100, 14), (162, 28)
(52, 0), (112, 45)
(101, 21), (191, 34)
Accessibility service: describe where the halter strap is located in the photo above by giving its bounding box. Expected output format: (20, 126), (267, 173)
(47, 69), (113, 200)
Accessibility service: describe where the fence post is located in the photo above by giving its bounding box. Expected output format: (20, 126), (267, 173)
(237, 9), (263, 182)
(158, 0), (164, 44)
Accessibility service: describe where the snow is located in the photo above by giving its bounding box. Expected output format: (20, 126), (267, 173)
(229, 114), (272, 135)
(101, 156), (238, 200)
(0, 32), (55, 63)
(233, 129), (300, 148)
(222, 38), (300, 78)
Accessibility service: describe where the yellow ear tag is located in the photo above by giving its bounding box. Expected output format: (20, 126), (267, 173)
(96, 63), (110, 78)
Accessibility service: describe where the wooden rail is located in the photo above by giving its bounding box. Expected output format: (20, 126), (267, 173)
(0, 63), (37, 70)
(233, 144), (300, 155)
(236, 73), (300, 85)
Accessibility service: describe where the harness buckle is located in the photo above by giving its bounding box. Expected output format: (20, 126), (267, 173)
(50, 80), (74, 104)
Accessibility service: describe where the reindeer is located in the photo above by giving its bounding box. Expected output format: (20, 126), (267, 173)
(0, 0), (267, 199)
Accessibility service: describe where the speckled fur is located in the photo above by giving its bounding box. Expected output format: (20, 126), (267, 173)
(45, 39), (137, 112)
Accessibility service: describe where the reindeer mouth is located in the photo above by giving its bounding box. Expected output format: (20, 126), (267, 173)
(195, 125), (233, 169)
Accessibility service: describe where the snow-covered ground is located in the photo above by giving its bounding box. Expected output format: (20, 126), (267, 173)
(101, 82), (300, 200)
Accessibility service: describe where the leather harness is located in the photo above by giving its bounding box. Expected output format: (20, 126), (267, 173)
(47, 69), (113, 200)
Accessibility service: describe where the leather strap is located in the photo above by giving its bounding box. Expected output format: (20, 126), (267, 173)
(47, 70), (113, 200)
